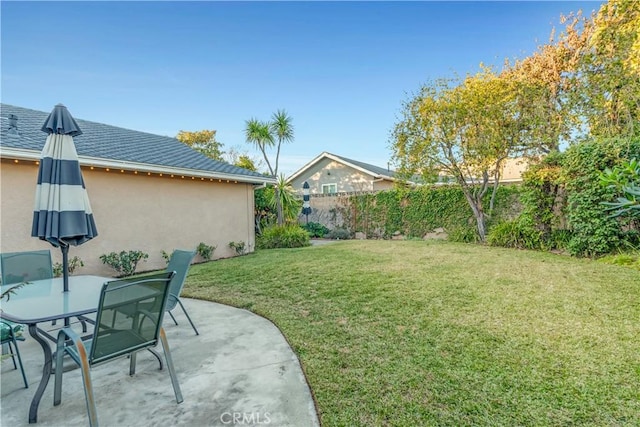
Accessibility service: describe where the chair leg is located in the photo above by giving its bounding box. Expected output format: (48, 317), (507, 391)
(129, 352), (137, 376)
(147, 348), (163, 370)
(10, 338), (28, 389)
(53, 340), (65, 406)
(6, 341), (17, 369)
(159, 328), (183, 404)
(177, 299), (199, 335)
(168, 310), (179, 326)
(78, 354), (99, 427)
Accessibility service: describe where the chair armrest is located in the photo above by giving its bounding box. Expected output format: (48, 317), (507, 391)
(56, 327), (85, 353)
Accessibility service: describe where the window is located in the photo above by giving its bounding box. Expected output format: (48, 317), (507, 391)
(322, 183), (337, 194)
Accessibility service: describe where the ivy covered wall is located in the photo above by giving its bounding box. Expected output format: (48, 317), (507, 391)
(302, 185), (522, 239)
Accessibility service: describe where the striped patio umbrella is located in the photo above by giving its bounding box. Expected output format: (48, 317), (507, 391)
(31, 104), (98, 292)
(302, 181), (312, 223)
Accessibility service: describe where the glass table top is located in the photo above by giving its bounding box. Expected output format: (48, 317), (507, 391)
(0, 275), (112, 324)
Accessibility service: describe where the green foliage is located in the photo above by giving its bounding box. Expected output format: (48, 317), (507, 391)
(325, 228), (351, 240)
(335, 185), (520, 240)
(228, 241), (247, 256)
(270, 174), (302, 224)
(176, 129), (225, 161)
(519, 153), (565, 238)
(255, 186), (276, 235)
(257, 225), (311, 249)
(562, 137), (640, 257)
(447, 225), (481, 243)
(235, 155), (257, 171)
(53, 256), (84, 277)
(600, 157), (640, 218)
(599, 251), (640, 271)
(487, 219), (544, 250)
(99, 250), (149, 277)
(548, 229), (573, 251)
(301, 222), (329, 238)
(196, 242), (217, 261)
(161, 250), (172, 265)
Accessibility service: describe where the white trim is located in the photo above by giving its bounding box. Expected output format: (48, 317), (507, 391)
(286, 151), (401, 184)
(0, 146), (276, 186)
(321, 183), (337, 194)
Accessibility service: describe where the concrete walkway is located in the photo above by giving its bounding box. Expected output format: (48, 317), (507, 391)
(1, 299), (320, 427)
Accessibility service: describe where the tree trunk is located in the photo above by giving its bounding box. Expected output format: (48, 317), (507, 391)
(462, 190), (487, 242)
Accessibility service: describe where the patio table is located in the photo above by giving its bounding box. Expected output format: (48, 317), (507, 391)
(0, 275), (112, 423)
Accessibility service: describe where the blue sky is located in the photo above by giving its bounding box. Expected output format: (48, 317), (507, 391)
(2, 1), (603, 176)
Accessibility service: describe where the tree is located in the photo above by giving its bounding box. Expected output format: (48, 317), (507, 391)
(392, 69), (547, 240)
(176, 130), (225, 161)
(569, 0), (640, 138)
(245, 110), (295, 226)
(503, 12), (590, 151)
(224, 145), (262, 172)
(245, 119), (275, 173)
(235, 155), (258, 172)
(269, 110), (295, 225)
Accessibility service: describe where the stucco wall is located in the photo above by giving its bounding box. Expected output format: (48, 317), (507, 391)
(1, 160), (256, 277)
(289, 159), (375, 194)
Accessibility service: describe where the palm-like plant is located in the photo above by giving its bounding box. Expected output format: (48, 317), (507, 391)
(268, 174), (302, 224)
(245, 111), (295, 226)
(269, 110), (294, 225)
(245, 118), (275, 175)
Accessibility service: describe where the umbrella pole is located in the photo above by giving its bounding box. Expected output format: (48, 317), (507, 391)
(61, 244), (69, 292)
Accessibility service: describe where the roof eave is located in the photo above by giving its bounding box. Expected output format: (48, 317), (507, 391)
(0, 147), (276, 185)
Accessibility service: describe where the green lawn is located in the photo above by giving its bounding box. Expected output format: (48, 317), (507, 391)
(183, 240), (640, 426)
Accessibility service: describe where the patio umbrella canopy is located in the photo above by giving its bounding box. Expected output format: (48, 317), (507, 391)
(31, 104), (98, 292)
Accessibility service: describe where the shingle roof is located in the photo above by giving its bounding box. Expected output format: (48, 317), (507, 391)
(287, 151), (397, 184)
(329, 153), (397, 178)
(0, 104), (271, 182)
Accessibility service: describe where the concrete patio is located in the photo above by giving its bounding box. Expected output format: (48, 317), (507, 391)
(1, 298), (320, 427)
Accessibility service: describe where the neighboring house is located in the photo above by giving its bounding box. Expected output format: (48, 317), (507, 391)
(499, 157), (530, 183)
(436, 157), (531, 185)
(0, 104), (275, 276)
(287, 151), (400, 195)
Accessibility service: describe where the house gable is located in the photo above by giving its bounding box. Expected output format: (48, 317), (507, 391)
(287, 151), (398, 194)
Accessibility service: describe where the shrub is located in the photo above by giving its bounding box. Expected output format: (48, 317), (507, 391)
(228, 241), (247, 255)
(487, 220), (544, 250)
(257, 225), (311, 249)
(99, 250), (148, 277)
(53, 256), (84, 277)
(448, 225), (480, 243)
(563, 137), (639, 257)
(548, 229), (573, 251)
(161, 250), (172, 265)
(325, 228), (351, 240)
(302, 222), (329, 238)
(196, 242), (217, 261)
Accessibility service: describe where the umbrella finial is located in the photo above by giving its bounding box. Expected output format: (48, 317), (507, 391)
(41, 104), (82, 136)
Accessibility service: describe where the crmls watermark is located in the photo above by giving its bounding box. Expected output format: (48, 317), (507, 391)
(220, 412), (272, 425)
